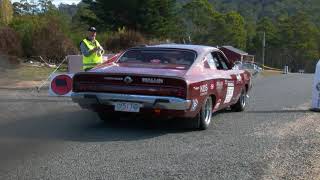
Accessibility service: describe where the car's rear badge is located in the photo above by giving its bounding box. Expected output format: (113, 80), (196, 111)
(142, 78), (164, 84)
(124, 76), (133, 84)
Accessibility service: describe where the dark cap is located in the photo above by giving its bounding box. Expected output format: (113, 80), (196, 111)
(88, 27), (97, 32)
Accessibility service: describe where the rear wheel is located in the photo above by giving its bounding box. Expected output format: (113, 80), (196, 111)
(231, 88), (247, 112)
(194, 97), (213, 130)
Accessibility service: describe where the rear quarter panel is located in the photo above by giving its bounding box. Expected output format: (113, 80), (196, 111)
(184, 68), (252, 118)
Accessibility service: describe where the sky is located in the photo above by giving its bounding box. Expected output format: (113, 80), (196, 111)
(51, 0), (81, 5)
(12, 0), (82, 6)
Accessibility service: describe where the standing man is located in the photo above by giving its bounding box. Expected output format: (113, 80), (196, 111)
(80, 27), (104, 71)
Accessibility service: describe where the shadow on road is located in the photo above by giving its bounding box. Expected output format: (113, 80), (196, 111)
(0, 110), (197, 142)
(0, 98), (71, 103)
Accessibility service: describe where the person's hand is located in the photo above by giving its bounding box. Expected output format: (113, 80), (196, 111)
(93, 47), (100, 52)
(98, 46), (104, 51)
(90, 47), (100, 54)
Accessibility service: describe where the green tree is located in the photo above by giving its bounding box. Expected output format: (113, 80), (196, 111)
(221, 12), (246, 49)
(276, 12), (319, 71)
(257, 17), (278, 45)
(179, 0), (216, 43)
(139, 0), (178, 38)
(179, 0), (246, 49)
(12, 0), (38, 15)
(0, 0), (13, 25)
(251, 17), (280, 67)
(84, 0), (144, 30)
(72, 1), (97, 27)
(83, 0), (178, 39)
(38, 0), (55, 13)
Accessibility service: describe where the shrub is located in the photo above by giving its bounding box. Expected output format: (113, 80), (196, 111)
(103, 29), (146, 53)
(10, 16), (38, 57)
(31, 18), (79, 64)
(0, 26), (22, 56)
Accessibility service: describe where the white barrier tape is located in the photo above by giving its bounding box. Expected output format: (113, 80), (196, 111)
(35, 56), (67, 92)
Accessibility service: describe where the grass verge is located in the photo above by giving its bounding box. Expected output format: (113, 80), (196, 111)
(0, 64), (67, 88)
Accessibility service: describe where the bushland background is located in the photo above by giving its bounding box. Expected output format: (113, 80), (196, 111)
(0, 0), (320, 72)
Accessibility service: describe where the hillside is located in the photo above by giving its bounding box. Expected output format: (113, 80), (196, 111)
(179, 0), (320, 24)
(221, 0), (320, 24)
(2, 0), (319, 72)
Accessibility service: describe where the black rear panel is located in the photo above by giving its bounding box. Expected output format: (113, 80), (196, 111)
(73, 73), (187, 98)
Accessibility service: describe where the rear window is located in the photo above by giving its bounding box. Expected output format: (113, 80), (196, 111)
(118, 49), (197, 67)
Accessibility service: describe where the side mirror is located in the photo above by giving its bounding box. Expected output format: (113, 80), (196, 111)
(232, 61), (242, 70)
(232, 65), (239, 70)
(232, 63), (241, 70)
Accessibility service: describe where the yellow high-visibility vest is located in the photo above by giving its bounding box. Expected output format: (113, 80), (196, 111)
(82, 39), (103, 70)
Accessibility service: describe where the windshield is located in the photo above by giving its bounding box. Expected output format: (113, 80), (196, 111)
(118, 49), (197, 67)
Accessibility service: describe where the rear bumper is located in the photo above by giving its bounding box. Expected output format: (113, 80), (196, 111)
(71, 92), (191, 111)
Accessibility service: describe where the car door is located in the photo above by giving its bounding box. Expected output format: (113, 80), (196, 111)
(216, 51), (243, 104)
(209, 51), (241, 107)
(206, 52), (233, 109)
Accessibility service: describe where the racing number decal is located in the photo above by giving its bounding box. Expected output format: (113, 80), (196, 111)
(200, 84), (208, 96)
(224, 82), (234, 104)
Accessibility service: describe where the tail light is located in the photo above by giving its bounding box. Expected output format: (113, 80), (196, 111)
(176, 88), (186, 98)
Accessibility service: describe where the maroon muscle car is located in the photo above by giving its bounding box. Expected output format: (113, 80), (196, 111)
(71, 44), (252, 130)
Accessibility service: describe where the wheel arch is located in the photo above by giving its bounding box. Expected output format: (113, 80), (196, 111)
(245, 84), (249, 92)
(209, 93), (217, 110)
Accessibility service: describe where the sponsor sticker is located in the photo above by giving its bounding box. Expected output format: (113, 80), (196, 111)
(200, 84), (208, 96)
(216, 81), (224, 91)
(193, 86), (200, 91)
(191, 99), (198, 111)
(224, 82), (234, 104)
(210, 83), (215, 90)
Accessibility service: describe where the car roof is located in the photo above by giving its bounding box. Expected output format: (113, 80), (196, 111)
(129, 44), (219, 55)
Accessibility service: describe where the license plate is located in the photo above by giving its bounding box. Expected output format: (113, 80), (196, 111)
(114, 102), (141, 112)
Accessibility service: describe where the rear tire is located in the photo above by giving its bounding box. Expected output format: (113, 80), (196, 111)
(194, 97), (213, 130)
(231, 88), (247, 112)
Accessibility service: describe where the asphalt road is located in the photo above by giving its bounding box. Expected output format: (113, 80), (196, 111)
(0, 74), (319, 179)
